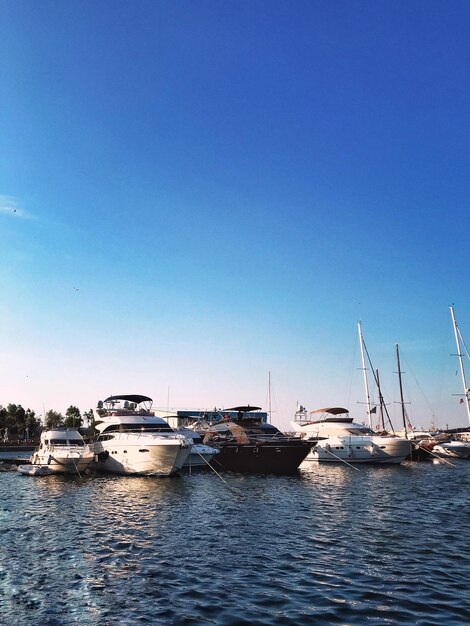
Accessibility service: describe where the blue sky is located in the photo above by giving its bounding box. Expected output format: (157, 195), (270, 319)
(1, 0), (469, 430)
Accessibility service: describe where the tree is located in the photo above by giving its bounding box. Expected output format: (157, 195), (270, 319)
(45, 410), (64, 429)
(0, 406), (7, 430)
(25, 408), (41, 440)
(82, 408), (94, 427)
(65, 405), (82, 428)
(3, 404), (26, 440)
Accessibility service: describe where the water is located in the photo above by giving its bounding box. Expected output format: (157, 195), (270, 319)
(1, 460), (470, 625)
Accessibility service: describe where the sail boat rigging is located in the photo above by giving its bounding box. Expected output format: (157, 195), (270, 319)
(395, 344), (409, 438)
(450, 305), (470, 426)
(357, 321), (372, 428)
(357, 321), (395, 433)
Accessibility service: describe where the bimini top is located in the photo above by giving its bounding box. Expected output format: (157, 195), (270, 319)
(310, 407), (349, 415)
(224, 405), (262, 413)
(104, 394), (153, 405)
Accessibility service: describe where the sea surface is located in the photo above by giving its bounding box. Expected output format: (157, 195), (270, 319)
(1, 459), (470, 625)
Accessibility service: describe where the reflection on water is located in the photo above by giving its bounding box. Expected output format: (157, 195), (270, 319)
(1, 462), (470, 624)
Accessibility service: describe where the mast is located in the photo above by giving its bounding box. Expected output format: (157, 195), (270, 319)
(450, 306), (470, 426)
(376, 369), (385, 430)
(268, 371), (272, 424)
(358, 321), (372, 428)
(395, 344), (408, 438)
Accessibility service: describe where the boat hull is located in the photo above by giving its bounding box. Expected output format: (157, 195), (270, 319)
(29, 450), (95, 474)
(184, 444), (219, 468)
(17, 464), (55, 476)
(210, 440), (313, 474)
(93, 435), (191, 476)
(433, 442), (470, 459)
(305, 437), (411, 464)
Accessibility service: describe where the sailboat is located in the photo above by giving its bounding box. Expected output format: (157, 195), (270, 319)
(397, 312), (470, 461)
(449, 305), (470, 433)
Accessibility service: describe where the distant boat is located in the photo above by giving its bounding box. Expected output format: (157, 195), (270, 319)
(92, 394), (192, 476)
(192, 405), (313, 474)
(433, 440), (470, 459)
(291, 406), (411, 464)
(17, 428), (94, 476)
(401, 430), (470, 461)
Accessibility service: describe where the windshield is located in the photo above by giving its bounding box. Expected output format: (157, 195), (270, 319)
(50, 438), (85, 446)
(101, 423), (174, 433)
(345, 428), (374, 435)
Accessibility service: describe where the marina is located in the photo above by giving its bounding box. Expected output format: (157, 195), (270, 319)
(3, 0), (470, 622)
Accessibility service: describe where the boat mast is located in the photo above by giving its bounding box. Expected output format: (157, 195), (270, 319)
(376, 369), (385, 430)
(450, 305), (470, 426)
(395, 343), (408, 438)
(358, 321), (372, 428)
(268, 371), (272, 424)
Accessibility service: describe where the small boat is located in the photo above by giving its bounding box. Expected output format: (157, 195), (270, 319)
(92, 394), (192, 476)
(406, 431), (470, 461)
(193, 406), (314, 474)
(17, 464), (55, 476)
(432, 440), (470, 459)
(17, 428), (94, 476)
(291, 406), (411, 464)
(176, 428), (219, 468)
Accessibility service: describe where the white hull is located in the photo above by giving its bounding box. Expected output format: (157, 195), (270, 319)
(184, 444), (219, 468)
(93, 433), (191, 476)
(30, 449), (95, 474)
(305, 437), (410, 464)
(18, 464), (55, 476)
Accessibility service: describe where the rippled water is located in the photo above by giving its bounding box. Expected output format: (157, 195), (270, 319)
(1, 460), (470, 625)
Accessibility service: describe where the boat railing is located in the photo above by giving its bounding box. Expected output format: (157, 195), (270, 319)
(48, 443), (92, 454)
(101, 431), (189, 442)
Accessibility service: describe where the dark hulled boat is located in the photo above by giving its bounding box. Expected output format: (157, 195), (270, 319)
(195, 406), (314, 474)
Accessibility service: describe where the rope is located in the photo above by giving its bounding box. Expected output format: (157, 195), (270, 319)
(193, 446), (229, 485)
(415, 445), (456, 467)
(321, 447), (360, 471)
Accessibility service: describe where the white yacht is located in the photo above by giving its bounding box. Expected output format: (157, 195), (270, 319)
(17, 428), (94, 476)
(291, 406), (411, 464)
(93, 395), (192, 476)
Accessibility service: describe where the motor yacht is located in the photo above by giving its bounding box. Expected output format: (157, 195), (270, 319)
(17, 428), (94, 476)
(92, 394), (192, 476)
(291, 406), (411, 464)
(193, 405), (314, 474)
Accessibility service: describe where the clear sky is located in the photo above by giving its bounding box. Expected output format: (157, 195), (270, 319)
(1, 0), (469, 431)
